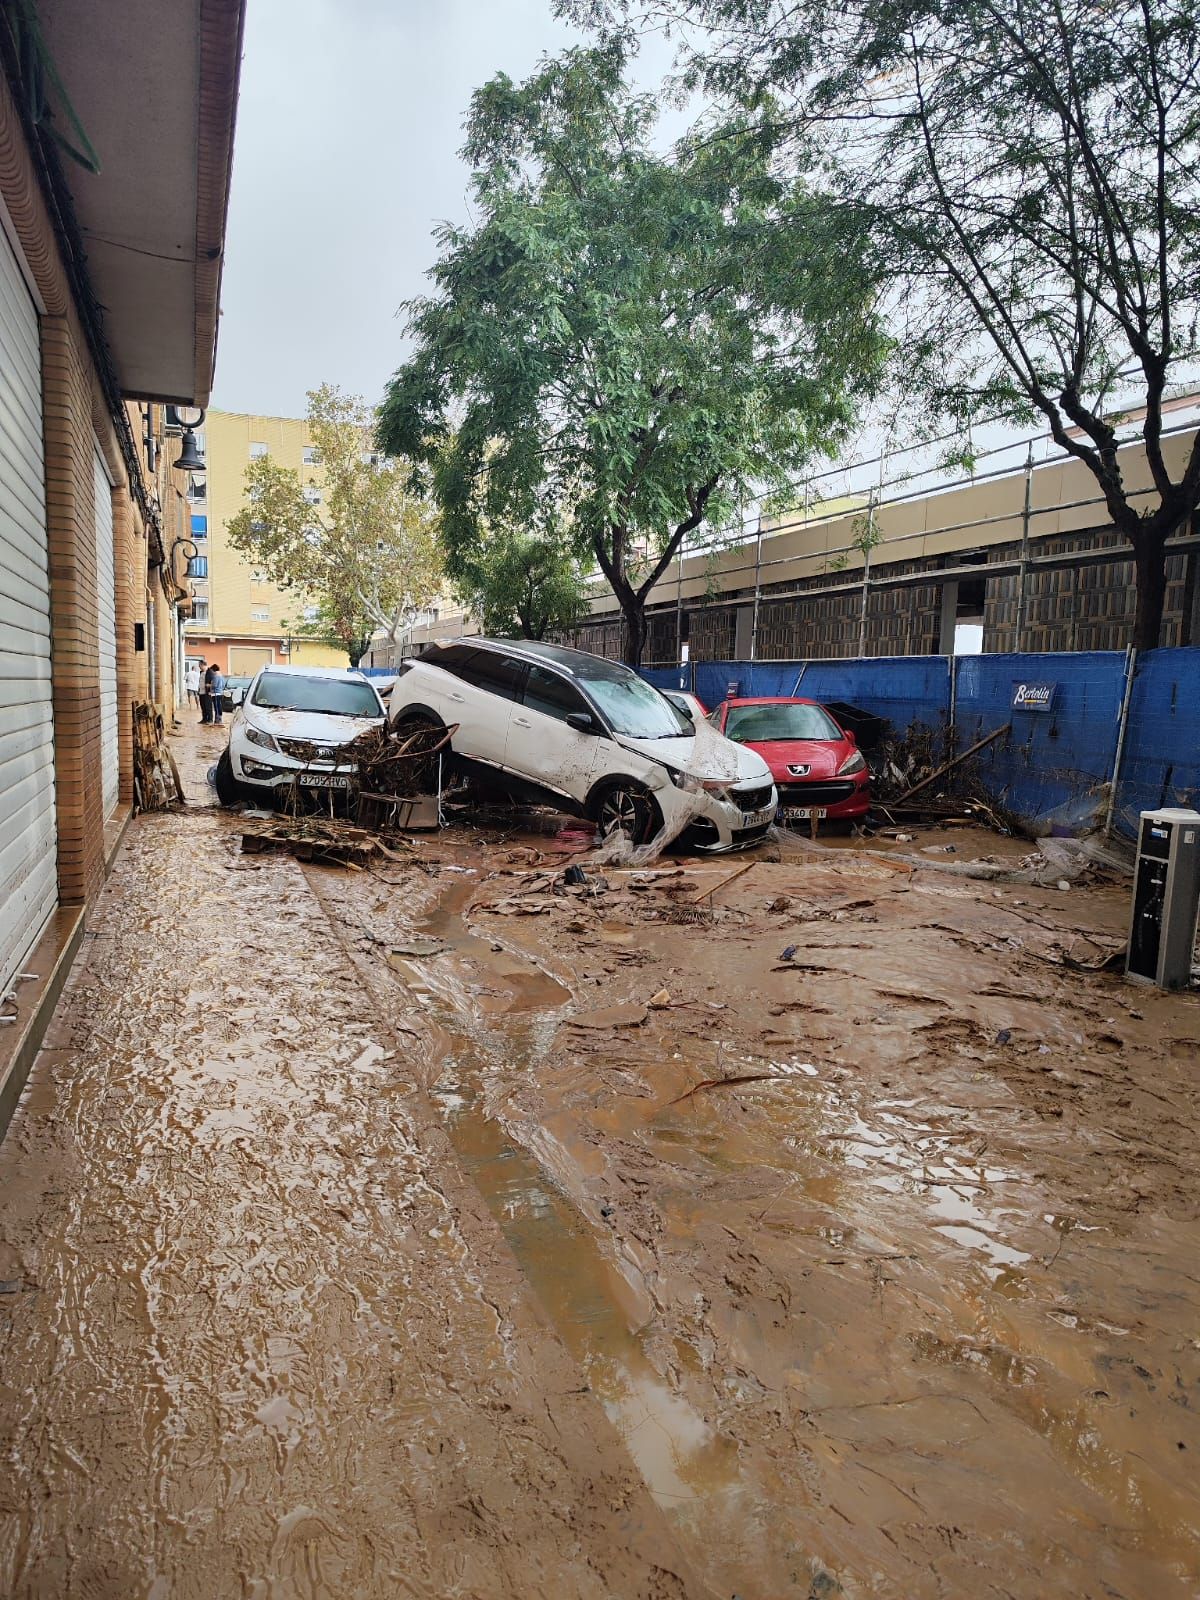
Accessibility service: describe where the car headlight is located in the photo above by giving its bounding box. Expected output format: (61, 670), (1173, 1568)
(838, 749), (867, 775)
(244, 724), (279, 752)
(666, 768), (729, 795)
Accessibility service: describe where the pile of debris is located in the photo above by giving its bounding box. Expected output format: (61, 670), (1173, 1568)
(871, 721), (1018, 833)
(133, 703), (184, 812)
(240, 813), (415, 869)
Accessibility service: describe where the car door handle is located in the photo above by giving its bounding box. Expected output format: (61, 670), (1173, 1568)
(512, 716), (531, 728)
(447, 691), (465, 702)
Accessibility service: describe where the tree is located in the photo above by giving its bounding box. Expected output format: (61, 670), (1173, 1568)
(452, 525), (587, 639)
(227, 384), (442, 666)
(570, 0), (1200, 649)
(379, 44), (886, 666)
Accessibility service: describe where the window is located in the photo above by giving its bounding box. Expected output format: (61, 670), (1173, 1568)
(251, 569), (269, 583)
(187, 555), (208, 578)
(522, 664), (590, 723)
(191, 598), (210, 624)
(456, 650), (527, 702)
(724, 703), (842, 742)
(249, 441), (268, 459)
(360, 449), (382, 467)
(303, 485), (321, 505)
(427, 644), (479, 677)
(190, 514), (208, 538)
(252, 672), (382, 718)
(251, 606), (270, 623)
(302, 604), (321, 622)
(302, 445), (321, 466)
(188, 476), (206, 502)
(573, 660), (689, 738)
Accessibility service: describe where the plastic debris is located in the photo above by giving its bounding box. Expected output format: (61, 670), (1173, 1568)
(647, 989), (671, 1008)
(780, 945), (798, 961)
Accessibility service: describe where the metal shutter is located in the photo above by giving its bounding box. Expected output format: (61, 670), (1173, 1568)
(94, 445), (118, 819)
(0, 223), (56, 993)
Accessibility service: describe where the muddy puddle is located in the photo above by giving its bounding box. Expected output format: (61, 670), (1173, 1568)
(367, 853), (1200, 1599)
(385, 880), (748, 1530)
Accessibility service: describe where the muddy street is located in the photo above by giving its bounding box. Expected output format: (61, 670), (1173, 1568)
(2, 723), (1199, 1599)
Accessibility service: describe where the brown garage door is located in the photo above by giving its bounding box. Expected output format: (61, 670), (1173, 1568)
(229, 646), (275, 675)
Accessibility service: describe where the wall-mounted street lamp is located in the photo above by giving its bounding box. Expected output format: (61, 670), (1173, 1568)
(172, 406), (206, 473)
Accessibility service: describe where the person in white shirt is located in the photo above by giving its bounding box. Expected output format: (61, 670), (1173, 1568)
(185, 661), (201, 708)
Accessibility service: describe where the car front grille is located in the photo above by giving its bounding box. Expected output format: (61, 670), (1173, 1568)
(777, 780), (857, 806)
(276, 736), (349, 762)
(732, 782), (774, 813)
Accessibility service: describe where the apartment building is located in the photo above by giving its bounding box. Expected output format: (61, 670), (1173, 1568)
(182, 409), (347, 677)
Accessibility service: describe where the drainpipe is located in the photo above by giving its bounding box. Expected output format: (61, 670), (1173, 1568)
(749, 514), (763, 663)
(1103, 643), (1137, 837)
(1015, 445), (1034, 650)
(675, 545), (684, 670)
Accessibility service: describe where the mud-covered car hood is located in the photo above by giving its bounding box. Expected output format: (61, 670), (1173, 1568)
(245, 707), (384, 746)
(616, 716), (771, 785)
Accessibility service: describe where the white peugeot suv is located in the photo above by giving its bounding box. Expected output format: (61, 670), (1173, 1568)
(214, 664), (387, 804)
(390, 639), (777, 851)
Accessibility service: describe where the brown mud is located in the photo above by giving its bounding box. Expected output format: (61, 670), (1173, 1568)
(1, 722), (1198, 1598)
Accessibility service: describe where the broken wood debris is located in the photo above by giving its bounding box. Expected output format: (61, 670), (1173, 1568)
(240, 815), (415, 869)
(133, 703), (184, 813)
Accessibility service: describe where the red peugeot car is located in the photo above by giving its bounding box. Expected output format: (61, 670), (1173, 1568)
(708, 696), (871, 823)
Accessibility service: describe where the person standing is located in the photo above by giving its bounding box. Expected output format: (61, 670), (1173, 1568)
(210, 663), (226, 726)
(200, 661), (215, 725)
(185, 660), (201, 709)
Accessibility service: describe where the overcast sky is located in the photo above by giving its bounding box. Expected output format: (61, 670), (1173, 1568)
(211, 0), (677, 420)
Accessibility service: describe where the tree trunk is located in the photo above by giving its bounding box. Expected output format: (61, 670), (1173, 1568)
(620, 595), (647, 668)
(1131, 534), (1168, 652)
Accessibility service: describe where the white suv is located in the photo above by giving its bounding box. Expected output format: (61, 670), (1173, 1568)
(214, 664), (386, 803)
(390, 639), (777, 851)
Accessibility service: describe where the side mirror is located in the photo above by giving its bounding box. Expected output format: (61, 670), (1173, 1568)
(565, 710), (597, 734)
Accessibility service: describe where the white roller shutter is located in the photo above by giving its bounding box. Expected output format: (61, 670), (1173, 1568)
(94, 444), (118, 819)
(0, 222), (56, 994)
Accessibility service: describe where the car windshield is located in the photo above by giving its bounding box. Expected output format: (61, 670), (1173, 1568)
(725, 703), (842, 742)
(251, 672), (381, 718)
(574, 664), (692, 738)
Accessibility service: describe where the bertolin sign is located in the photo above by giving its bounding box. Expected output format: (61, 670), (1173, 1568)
(1012, 681), (1056, 712)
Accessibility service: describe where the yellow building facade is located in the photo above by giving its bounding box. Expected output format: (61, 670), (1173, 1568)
(182, 408), (348, 676)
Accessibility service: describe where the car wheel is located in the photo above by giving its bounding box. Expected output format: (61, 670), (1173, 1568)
(212, 747), (245, 807)
(591, 780), (662, 846)
(393, 711), (445, 740)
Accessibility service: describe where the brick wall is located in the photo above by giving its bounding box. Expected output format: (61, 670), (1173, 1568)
(41, 316), (106, 903)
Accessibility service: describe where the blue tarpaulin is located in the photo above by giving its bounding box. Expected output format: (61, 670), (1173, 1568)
(638, 646), (1200, 839)
(1114, 647), (1200, 836)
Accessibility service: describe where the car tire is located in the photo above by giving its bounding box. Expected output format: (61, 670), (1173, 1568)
(590, 779), (662, 846)
(213, 747), (246, 807)
(393, 711), (446, 740)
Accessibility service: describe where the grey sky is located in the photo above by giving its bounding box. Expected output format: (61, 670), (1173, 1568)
(212, 0), (677, 420)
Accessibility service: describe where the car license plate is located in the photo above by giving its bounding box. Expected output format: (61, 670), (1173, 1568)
(740, 805), (776, 828)
(299, 773), (350, 789)
(783, 806), (827, 820)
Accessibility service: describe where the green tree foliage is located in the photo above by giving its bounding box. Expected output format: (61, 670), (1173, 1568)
(227, 385), (442, 667)
(452, 527), (586, 639)
(569, 0), (1200, 648)
(378, 44), (886, 665)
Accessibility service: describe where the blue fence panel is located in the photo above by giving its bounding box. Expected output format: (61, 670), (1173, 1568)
(954, 651), (1126, 833)
(1114, 647), (1200, 837)
(691, 656), (951, 736)
(641, 666), (690, 692)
